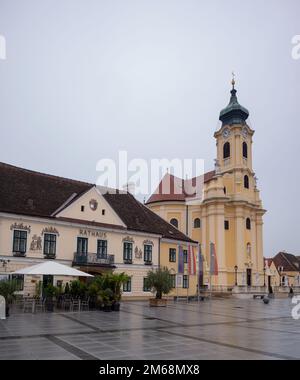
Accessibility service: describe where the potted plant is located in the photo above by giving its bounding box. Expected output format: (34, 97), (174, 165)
(35, 281), (42, 299)
(110, 273), (130, 311)
(100, 288), (114, 312)
(64, 282), (70, 295)
(145, 267), (173, 307)
(44, 284), (57, 312)
(87, 283), (99, 310)
(70, 280), (81, 299)
(0, 280), (17, 317)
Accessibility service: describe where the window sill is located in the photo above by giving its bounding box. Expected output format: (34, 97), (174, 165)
(44, 255), (56, 260)
(13, 252), (26, 257)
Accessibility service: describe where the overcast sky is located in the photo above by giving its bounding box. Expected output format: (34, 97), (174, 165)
(0, 0), (299, 257)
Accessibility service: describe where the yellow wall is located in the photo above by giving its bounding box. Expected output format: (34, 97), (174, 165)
(148, 122), (266, 291)
(160, 241), (198, 297)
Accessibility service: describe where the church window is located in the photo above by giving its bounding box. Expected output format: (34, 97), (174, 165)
(170, 218), (179, 228)
(243, 142), (248, 158)
(223, 142), (230, 159)
(244, 175), (249, 189)
(194, 218), (201, 229)
(246, 218), (251, 230)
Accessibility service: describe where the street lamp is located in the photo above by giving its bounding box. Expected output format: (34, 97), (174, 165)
(234, 265), (238, 286)
(278, 266), (284, 287)
(263, 266), (266, 288)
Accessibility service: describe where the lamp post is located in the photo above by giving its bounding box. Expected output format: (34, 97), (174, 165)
(263, 266), (266, 288)
(278, 266), (283, 288)
(234, 265), (238, 286)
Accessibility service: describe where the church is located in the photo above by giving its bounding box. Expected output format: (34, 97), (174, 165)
(146, 79), (266, 292)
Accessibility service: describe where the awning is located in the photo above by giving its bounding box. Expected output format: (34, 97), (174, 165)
(12, 261), (93, 277)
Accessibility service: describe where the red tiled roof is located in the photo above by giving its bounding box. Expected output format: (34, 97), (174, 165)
(0, 162), (194, 243)
(272, 252), (300, 272)
(0, 162), (92, 217)
(146, 170), (215, 205)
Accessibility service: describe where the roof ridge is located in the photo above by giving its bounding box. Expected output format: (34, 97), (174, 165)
(0, 161), (93, 187)
(280, 251), (298, 270)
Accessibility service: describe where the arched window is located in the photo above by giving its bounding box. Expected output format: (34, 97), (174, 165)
(243, 142), (248, 159)
(194, 218), (201, 229)
(246, 218), (251, 230)
(170, 218), (179, 229)
(223, 142), (230, 159)
(244, 175), (249, 189)
(246, 243), (251, 257)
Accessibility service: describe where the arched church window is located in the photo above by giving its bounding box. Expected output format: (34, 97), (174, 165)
(170, 218), (179, 229)
(223, 142), (230, 159)
(246, 218), (251, 230)
(243, 142), (248, 158)
(194, 218), (201, 229)
(246, 243), (251, 257)
(244, 175), (249, 189)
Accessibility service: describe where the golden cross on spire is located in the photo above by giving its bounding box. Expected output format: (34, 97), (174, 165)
(231, 71), (236, 89)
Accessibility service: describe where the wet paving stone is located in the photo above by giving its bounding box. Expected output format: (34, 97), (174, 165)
(0, 298), (299, 360)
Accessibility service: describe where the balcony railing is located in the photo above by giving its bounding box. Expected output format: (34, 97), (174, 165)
(73, 252), (115, 266)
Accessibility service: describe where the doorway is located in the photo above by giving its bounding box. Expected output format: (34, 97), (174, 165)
(246, 269), (252, 287)
(268, 276), (272, 293)
(42, 275), (54, 296)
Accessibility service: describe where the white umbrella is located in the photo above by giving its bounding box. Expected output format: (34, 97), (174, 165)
(12, 261), (94, 277)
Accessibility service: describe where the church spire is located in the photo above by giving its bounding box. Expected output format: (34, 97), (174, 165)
(219, 76), (249, 126)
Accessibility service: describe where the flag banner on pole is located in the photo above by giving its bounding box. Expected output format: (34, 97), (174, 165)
(210, 242), (218, 276)
(192, 246), (197, 275)
(188, 245), (191, 275)
(178, 245), (184, 274)
(198, 244), (204, 275)
(188, 245), (196, 275)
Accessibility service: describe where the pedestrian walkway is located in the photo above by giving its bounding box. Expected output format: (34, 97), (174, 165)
(0, 298), (299, 360)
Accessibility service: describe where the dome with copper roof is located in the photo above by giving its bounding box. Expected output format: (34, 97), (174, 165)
(219, 80), (249, 126)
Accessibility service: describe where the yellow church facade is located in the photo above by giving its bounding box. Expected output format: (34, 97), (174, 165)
(147, 82), (266, 293)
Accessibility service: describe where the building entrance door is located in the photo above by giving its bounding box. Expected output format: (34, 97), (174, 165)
(268, 276), (272, 293)
(246, 269), (252, 287)
(42, 275), (54, 296)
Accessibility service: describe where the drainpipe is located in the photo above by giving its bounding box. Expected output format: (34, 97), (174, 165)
(186, 205), (189, 236)
(158, 237), (161, 268)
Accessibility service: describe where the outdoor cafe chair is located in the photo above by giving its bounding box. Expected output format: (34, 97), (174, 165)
(35, 298), (46, 313)
(23, 298), (35, 313)
(80, 297), (90, 311)
(70, 298), (81, 312)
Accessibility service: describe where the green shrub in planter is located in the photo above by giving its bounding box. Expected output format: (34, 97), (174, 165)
(0, 280), (17, 317)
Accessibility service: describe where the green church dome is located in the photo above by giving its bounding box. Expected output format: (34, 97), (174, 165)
(219, 82), (249, 126)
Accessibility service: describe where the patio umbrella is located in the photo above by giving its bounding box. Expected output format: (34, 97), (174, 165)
(12, 261), (94, 277)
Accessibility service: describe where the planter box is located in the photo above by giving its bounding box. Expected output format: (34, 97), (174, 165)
(149, 298), (167, 307)
(112, 302), (120, 312)
(103, 304), (112, 312)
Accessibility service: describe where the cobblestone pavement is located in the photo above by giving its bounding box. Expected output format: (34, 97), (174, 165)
(0, 298), (299, 360)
